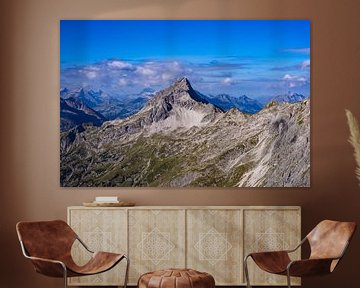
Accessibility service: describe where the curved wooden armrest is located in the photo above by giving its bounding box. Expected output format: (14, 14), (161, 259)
(287, 258), (336, 277)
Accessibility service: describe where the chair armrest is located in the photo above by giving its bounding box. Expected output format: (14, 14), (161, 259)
(246, 251), (291, 274)
(285, 237), (307, 253)
(76, 236), (94, 253)
(26, 255), (65, 266)
(25, 255), (67, 278)
(245, 237), (306, 259)
(19, 240), (67, 277)
(287, 258), (336, 277)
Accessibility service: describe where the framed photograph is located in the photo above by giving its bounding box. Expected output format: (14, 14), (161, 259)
(60, 20), (310, 187)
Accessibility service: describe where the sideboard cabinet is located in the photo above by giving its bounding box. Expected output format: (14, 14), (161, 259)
(67, 206), (301, 286)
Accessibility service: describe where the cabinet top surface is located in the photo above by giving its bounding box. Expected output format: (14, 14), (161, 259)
(68, 205), (301, 210)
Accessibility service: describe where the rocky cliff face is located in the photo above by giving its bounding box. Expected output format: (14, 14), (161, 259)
(60, 78), (310, 187)
(60, 97), (107, 131)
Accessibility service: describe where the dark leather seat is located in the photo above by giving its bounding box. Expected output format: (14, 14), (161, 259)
(16, 220), (129, 287)
(244, 220), (356, 288)
(138, 268), (215, 288)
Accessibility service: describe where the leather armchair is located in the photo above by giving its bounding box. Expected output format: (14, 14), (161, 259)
(244, 220), (356, 288)
(16, 220), (129, 288)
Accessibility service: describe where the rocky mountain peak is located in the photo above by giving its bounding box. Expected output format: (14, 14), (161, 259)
(115, 77), (222, 134)
(173, 77), (192, 90)
(146, 77), (211, 109)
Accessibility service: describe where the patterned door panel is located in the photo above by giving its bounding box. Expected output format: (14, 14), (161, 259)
(187, 209), (243, 285)
(128, 209), (186, 284)
(244, 209), (301, 286)
(68, 208), (127, 286)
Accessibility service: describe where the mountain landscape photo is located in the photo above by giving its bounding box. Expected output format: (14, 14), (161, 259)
(60, 20), (310, 187)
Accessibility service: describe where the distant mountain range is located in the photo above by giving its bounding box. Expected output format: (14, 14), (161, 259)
(60, 81), (308, 132)
(60, 87), (155, 131)
(60, 97), (107, 131)
(205, 93), (263, 114)
(272, 92), (308, 103)
(61, 77), (310, 187)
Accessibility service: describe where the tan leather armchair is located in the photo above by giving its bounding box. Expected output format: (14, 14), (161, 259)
(244, 220), (356, 288)
(16, 220), (129, 288)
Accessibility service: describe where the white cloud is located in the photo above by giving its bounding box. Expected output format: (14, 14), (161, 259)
(283, 74), (306, 81)
(284, 48), (310, 54)
(170, 61), (181, 71)
(161, 73), (172, 81)
(222, 77), (233, 85)
(283, 73), (308, 88)
(136, 66), (156, 76)
(301, 59), (310, 69)
(118, 78), (128, 86)
(86, 71), (97, 79)
(107, 60), (133, 70)
(87, 66), (100, 71)
(283, 74), (294, 80)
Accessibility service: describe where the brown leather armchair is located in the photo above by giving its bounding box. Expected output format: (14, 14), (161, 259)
(244, 220), (356, 288)
(16, 220), (129, 288)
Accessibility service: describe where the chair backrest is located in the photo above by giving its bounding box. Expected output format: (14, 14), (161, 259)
(307, 220), (356, 261)
(16, 220), (77, 261)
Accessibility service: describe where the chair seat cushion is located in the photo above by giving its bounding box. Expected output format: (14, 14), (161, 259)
(250, 251), (291, 274)
(67, 252), (124, 276)
(138, 268), (215, 288)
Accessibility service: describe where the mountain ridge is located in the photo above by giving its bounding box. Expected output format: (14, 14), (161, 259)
(271, 92), (308, 104)
(60, 78), (309, 131)
(60, 97), (107, 131)
(106, 77), (224, 134)
(61, 77), (310, 187)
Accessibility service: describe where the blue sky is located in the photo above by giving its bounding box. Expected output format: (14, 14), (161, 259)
(60, 20), (310, 99)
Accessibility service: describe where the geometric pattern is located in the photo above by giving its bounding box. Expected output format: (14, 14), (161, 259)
(243, 209), (301, 286)
(68, 207), (300, 286)
(194, 227), (232, 265)
(128, 209), (186, 284)
(186, 209), (242, 285)
(68, 208), (127, 286)
(138, 228), (176, 265)
(84, 227), (113, 252)
(252, 228), (287, 252)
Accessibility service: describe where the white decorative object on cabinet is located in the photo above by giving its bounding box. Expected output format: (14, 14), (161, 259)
(67, 206), (301, 286)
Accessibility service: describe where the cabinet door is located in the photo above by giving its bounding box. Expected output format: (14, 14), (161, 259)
(187, 209), (243, 285)
(243, 209), (301, 286)
(68, 208), (128, 286)
(128, 209), (186, 284)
